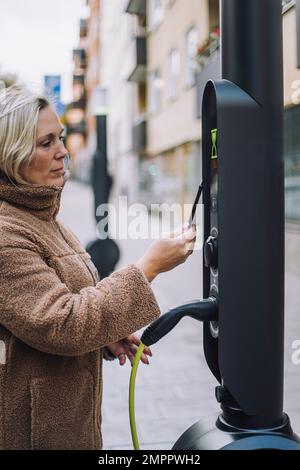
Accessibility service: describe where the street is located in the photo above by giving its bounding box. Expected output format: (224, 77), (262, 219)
(59, 179), (300, 450)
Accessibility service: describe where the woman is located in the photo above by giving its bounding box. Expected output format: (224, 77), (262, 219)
(0, 86), (196, 450)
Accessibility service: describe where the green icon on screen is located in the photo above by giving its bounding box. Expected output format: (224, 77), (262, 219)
(211, 128), (218, 160)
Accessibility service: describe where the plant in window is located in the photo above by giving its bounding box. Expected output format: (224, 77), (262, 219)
(195, 26), (220, 68)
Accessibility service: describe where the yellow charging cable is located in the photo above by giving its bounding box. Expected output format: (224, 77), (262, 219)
(129, 342), (145, 450)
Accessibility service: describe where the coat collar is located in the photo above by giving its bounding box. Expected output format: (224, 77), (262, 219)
(0, 171), (68, 220)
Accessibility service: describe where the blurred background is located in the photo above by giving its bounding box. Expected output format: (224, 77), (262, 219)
(1, 0), (300, 450)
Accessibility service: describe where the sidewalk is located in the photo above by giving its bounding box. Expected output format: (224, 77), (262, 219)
(59, 180), (300, 450)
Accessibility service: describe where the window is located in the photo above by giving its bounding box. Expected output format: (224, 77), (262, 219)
(149, 0), (163, 30)
(168, 49), (180, 100)
(185, 27), (198, 87)
(284, 105), (300, 222)
(149, 70), (162, 113)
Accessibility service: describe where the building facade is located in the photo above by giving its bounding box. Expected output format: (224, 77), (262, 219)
(66, 16), (88, 177)
(98, 0), (141, 204)
(283, 0), (300, 271)
(68, 0), (219, 208)
(85, 0), (101, 162)
(144, 0), (219, 207)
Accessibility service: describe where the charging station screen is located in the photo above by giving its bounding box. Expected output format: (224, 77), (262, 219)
(210, 129), (218, 212)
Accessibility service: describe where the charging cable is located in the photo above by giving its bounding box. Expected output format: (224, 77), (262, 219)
(129, 342), (145, 450)
(129, 298), (218, 449)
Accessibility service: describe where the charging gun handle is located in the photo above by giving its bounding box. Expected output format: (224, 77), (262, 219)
(141, 298), (218, 347)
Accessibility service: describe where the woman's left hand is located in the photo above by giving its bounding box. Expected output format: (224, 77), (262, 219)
(106, 334), (153, 366)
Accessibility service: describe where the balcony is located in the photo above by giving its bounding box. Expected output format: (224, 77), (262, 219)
(133, 116), (147, 154)
(66, 120), (86, 136)
(80, 18), (88, 38)
(125, 0), (146, 16)
(67, 120), (86, 136)
(73, 48), (87, 70)
(127, 36), (147, 83)
(73, 74), (85, 85)
(72, 75), (86, 102)
(195, 49), (221, 119)
(72, 95), (87, 109)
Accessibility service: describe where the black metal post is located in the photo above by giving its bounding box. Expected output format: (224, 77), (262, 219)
(96, 115), (107, 161)
(87, 113), (120, 279)
(91, 114), (112, 226)
(217, 0), (284, 428)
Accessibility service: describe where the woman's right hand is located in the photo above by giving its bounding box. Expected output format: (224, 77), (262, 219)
(136, 225), (197, 282)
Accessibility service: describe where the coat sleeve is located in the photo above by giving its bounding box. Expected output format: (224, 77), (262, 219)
(0, 246), (160, 356)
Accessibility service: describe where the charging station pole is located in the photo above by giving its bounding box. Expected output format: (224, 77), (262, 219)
(87, 88), (120, 279)
(203, 0), (285, 429)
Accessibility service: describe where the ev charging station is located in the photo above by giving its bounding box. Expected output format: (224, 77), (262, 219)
(133, 0), (300, 451)
(201, 0), (287, 431)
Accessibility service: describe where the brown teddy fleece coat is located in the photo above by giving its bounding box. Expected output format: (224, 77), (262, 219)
(0, 172), (160, 450)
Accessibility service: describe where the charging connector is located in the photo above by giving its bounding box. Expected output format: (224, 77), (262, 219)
(141, 298), (218, 347)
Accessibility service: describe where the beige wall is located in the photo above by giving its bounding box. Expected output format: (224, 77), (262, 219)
(283, 6), (300, 273)
(283, 6), (300, 107)
(147, 0), (210, 156)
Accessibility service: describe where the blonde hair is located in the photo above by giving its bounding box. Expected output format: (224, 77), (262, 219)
(0, 85), (51, 185)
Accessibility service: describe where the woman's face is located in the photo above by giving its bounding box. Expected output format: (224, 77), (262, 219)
(21, 106), (68, 186)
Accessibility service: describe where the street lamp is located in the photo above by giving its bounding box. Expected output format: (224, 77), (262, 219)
(86, 86), (120, 278)
(90, 86), (112, 226)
